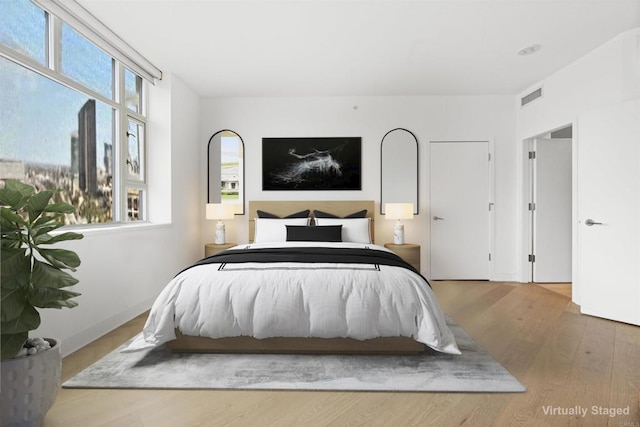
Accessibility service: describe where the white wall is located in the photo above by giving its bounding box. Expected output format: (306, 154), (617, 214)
(200, 95), (518, 281)
(515, 28), (640, 286)
(518, 28), (639, 139)
(33, 73), (202, 357)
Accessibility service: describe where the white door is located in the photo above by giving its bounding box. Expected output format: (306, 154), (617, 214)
(577, 100), (640, 325)
(532, 138), (572, 283)
(430, 141), (490, 280)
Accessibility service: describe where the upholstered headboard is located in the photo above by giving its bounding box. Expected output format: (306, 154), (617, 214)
(248, 200), (375, 243)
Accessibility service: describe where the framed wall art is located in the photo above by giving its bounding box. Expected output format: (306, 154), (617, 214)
(262, 137), (362, 191)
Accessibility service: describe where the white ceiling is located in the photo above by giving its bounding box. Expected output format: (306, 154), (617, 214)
(77, 0), (640, 97)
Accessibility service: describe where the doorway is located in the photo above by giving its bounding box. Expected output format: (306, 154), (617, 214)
(523, 126), (573, 283)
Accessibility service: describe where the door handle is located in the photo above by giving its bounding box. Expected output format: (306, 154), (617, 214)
(433, 216), (444, 221)
(585, 219), (602, 226)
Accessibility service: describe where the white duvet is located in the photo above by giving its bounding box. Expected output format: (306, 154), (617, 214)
(125, 242), (460, 354)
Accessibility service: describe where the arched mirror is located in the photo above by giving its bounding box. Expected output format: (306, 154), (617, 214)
(208, 129), (245, 214)
(380, 128), (418, 214)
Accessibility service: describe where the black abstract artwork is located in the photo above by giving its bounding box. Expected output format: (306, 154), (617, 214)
(262, 137), (362, 190)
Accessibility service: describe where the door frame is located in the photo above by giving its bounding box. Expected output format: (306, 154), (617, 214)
(428, 139), (495, 281)
(519, 123), (579, 301)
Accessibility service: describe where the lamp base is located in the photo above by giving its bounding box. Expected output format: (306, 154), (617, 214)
(393, 222), (405, 245)
(214, 221), (226, 244)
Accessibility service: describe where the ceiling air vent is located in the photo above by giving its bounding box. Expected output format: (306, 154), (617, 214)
(521, 87), (543, 107)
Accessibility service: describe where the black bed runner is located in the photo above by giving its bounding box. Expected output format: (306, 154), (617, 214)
(183, 247), (425, 282)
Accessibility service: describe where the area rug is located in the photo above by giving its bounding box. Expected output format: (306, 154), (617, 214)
(63, 318), (525, 392)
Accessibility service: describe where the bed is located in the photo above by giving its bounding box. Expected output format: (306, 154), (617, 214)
(125, 201), (460, 355)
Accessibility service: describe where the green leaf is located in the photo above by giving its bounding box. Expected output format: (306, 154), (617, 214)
(0, 224), (23, 247)
(0, 180), (33, 210)
(31, 260), (79, 289)
(0, 209), (27, 249)
(28, 287), (80, 308)
(44, 202), (75, 214)
(36, 247), (81, 270)
(32, 214), (58, 227)
(31, 224), (64, 240)
(0, 247), (30, 290)
(0, 214), (22, 234)
(0, 287), (28, 322)
(0, 206), (28, 228)
(1, 332), (28, 361)
(35, 299), (79, 310)
(0, 304), (40, 334)
(31, 215), (66, 238)
(27, 190), (54, 223)
(4, 179), (35, 195)
(34, 231), (84, 245)
(0, 188), (25, 208)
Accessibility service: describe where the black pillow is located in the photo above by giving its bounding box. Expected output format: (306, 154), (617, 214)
(286, 225), (343, 242)
(257, 209), (310, 219)
(313, 209), (367, 219)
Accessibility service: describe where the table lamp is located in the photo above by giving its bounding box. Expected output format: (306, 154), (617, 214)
(206, 203), (235, 244)
(385, 203), (414, 244)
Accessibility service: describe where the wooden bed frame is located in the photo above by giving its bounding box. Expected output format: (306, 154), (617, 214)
(166, 200), (427, 355)
(165, 332), (426, 354)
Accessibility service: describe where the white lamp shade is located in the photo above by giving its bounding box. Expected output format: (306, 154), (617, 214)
(206, 203), (235, 220)
(385, 203), (414, 220)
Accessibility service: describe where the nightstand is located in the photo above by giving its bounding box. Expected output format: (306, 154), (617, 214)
(204, 243), (237, 257)
(384, 243), (420, 272)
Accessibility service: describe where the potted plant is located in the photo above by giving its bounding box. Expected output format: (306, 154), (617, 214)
(1, 180), (83, 427)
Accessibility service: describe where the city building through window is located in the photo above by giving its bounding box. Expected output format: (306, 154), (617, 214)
(0, 0), (150, 225)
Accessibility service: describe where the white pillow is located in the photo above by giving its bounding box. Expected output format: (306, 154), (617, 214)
(254, 217), (310, 243)
(314, 217), (371, 244)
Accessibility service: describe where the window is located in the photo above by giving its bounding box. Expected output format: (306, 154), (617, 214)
(126, 189), (143, 221)
(0, 0), (150, 225)
(0, 0), (46, 65)
(126, 118), (144, 182)
(60, 22), (114, 99)
(124, 67), (142, 113)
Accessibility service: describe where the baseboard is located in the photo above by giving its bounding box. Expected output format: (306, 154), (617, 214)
(490, 272), (519, 282)
(59, 298), (154, 358)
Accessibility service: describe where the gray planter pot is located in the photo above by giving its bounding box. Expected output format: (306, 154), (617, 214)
(1, 339), (62, 427)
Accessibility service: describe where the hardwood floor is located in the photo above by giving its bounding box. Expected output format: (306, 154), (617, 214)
(534, 282), (572, 298)
(46, 281), (639, 427)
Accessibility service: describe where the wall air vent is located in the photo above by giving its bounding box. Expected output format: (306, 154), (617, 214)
(521, 87), (543, 107)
